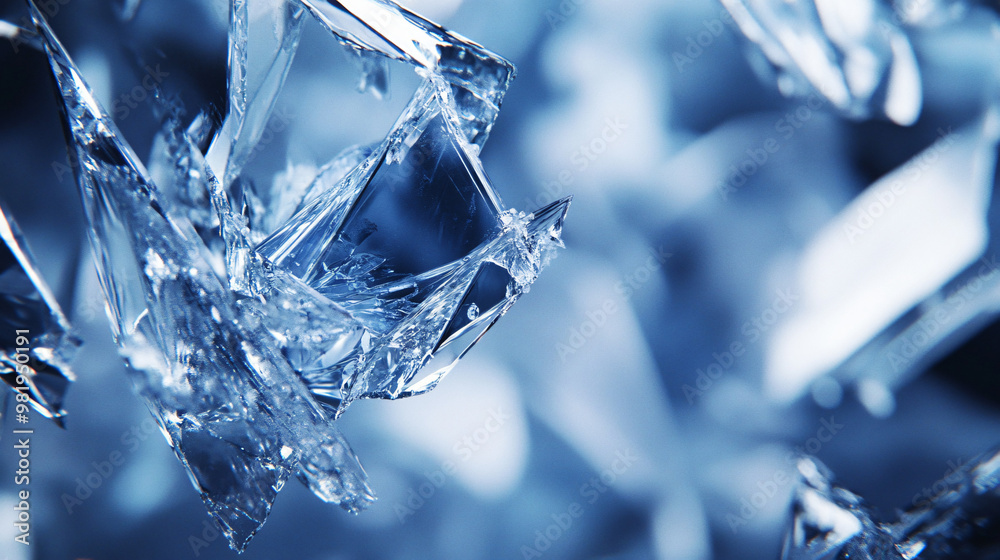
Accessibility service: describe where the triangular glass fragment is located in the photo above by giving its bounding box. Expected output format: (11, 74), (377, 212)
(254, 71), (569, 417)
(0, 204), (79, 426)
(303, 195), (569, 417)
(206, 0), (306, 188)
(257, 80), (503, 301)
(29, 2), (371, 550)
(781, 457), (887, 560)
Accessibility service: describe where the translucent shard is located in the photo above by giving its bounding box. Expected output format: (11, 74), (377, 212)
(258, 81), (503, 289)
(206, 0), (306, 188)
(297, 0), (515, 148)
(782, 457), (893, 560)
(0, 204), (79, 426)
(28, 0), (564, 549)
(721, 0), (922, 125)
(255, 76), (569, 416)
(30, 3), (371, 550)
(782, 452), (1000, 560)
(767, 120), (996, 406)
(888, 451), (1000, 559)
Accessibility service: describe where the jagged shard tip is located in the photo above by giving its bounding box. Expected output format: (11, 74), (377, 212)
(782, 452), (1000, 560)
(0, 203), (79, 427)
(29, 1), (372, 550)
(29, 0), (565, 552)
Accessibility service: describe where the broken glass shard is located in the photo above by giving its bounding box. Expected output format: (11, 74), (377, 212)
(782, 452), (1000, 560)
(782, 456), (892, 560)
(29, 2), (372, 550)
(721, 0), (922, 125)
(0, 203), (79, 427)
(29, 0), (567, 550)
(888, 451), (1000, 559)
(255, 76), (569, 416)
(295, 0), (515, 149)
(206, 0), (306, 189)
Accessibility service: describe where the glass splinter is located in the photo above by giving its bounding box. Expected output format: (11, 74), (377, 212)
(29, 0), (568, 551)
(0, 203), (79, 427)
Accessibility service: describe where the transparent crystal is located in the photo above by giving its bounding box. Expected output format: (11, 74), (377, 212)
(206, 0), (307, 189)
(296, 0), (515, 149)
(27, 0), (566, 551)
(0, 203), (79, 427)
(255, 78), (569, 415)
(207, 0), (566, 418)
(782, 452), (1000, 559)
(29, 3), (372, 550)
(721, 0), (923, 125)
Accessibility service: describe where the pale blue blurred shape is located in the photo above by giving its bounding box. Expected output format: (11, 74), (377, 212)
(111, 438), (182, 518)
(767, 116), (998, 404)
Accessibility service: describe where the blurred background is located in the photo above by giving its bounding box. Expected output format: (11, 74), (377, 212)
(2, 0), (1000, 558)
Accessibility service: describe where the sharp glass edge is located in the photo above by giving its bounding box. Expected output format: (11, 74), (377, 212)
(206, 0), (516, 188)
(27, 1), (373, 550)
(782, 451), (1000, 560)
(25, 0), (568, 551)
(0, 201), (80, 426)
